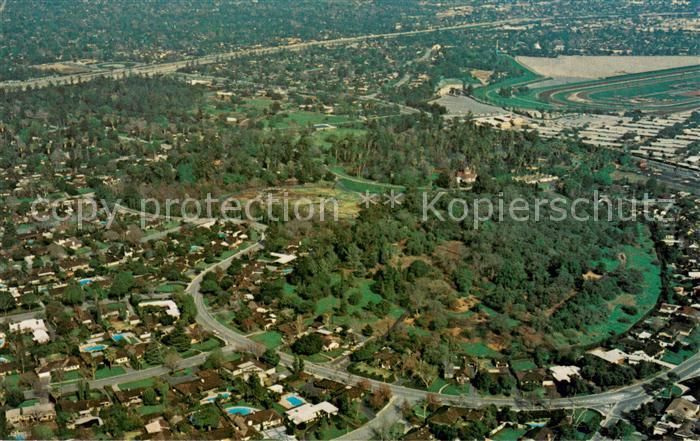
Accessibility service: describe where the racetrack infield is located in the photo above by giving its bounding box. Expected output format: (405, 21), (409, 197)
(540, 64), (700, 113)
(477, 56), (700, 114)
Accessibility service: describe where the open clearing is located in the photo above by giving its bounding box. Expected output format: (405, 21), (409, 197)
(431, 94), (506, 116)
(517, 55), (700, 79)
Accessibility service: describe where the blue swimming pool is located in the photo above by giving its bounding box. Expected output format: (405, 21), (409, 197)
(83, 344), (107, 352)
(286, 396), (304, 407)
(225, 406), (256, 415)
(204, 392), (231, 403)
(112, 334), (125, 342)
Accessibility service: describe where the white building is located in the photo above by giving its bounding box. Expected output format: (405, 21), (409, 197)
(9, 319), (50, 344)
(549, 365), (581, 383)
(286, 402), (338, 426)
(139, 300), (180, 318)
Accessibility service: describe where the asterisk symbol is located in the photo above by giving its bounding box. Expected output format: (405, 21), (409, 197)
(383, 190), (404, 208)
(359, 191), (378, 208)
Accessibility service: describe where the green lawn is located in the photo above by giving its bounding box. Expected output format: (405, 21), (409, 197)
(492, 427), (527, 441)
(427, 378), (448, 393)
(191, 338), (222, 352)
(251, 331), (283, 349)
(119, 378), (156, 390)
(18, 399), (39, 408)
(460, 342), (501, 358)
(443, 383), (472, 396)
(350, 362), (394, 381)
(4, 374), (20, 387)
(311, 128), (367, 149)
(268, 111), (354, 129)
(53, 370), (83, 383)
(157, 283), (184, 294)
(662, 348), (694, 365)
(95, 366), (126, 379)
(315, 296), (338, 315)
(347, 281), (382, 314)
(315, 421), (359, 440)
(510, 359), (537, 372)
(331, 166), (408, 194)
(553, 226), (661, 348)
(302, 353), (329, 363)
(137, 404), (165, 415)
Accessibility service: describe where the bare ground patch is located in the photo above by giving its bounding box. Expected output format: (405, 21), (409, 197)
(451, 296), (479, 313)
(517, 55), (700, 79)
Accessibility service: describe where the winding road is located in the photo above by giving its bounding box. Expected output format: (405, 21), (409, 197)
(51, 231), (699, 436)
(23, 7), (697, 429)
(184, 239), (700, 413)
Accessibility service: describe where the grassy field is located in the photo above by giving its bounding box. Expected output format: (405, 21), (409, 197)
(350, 362), (394, 381)
(95, 366), (127, 379)
(492, 427), (528, 441)
(311, 128), (366, 149)
(251, 331), (283, 349)
(330, 166), (407, 194)
(270, 111), (353, 129)
(157, 283), (184, 294)
(510, 359), (537, 372)
(544, 65), (700, 112)
(472, 55), (545, 108)
(137, 404), (165, 416)
(554, 226), (661, 348)
(119, 378), (156, 390)
(460, 341), (502, 358)
(191, 338), (222, 352)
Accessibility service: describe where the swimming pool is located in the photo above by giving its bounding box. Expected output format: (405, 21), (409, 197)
(225, 406), (257, 416)
(201, 392), (231, 403)
(82, 344), (107, 352)
(112, 334), (127, 343)
(286, 396), (304, 407)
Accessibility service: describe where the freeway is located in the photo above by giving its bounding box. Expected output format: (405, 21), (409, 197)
(4, 13), (686, 93)
(1, 17), (534, 92)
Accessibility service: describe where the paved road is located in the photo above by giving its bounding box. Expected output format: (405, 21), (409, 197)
(0, 17), (538, 92)
(336, 397), (401, 441)
(4, 13), (682, 93)
(184, 241), (700, 412)
(51, 237), (699, 432)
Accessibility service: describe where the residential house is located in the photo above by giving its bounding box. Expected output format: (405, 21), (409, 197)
(515, 368), (552, 390)
(114, 388), (144, 407)
(286, 401), (338, 426)
(404, 426), (436, 441)
(9, 318), (50, 344)
(242, 409), (283, 431)
(224, 359), (275, 385)
(5, 402), (56, 427)
(523, 426), (556, 441)
(666, 397), (700, 420)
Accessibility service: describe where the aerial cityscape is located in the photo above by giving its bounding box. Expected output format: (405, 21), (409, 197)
(0, 1), (698, 440)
